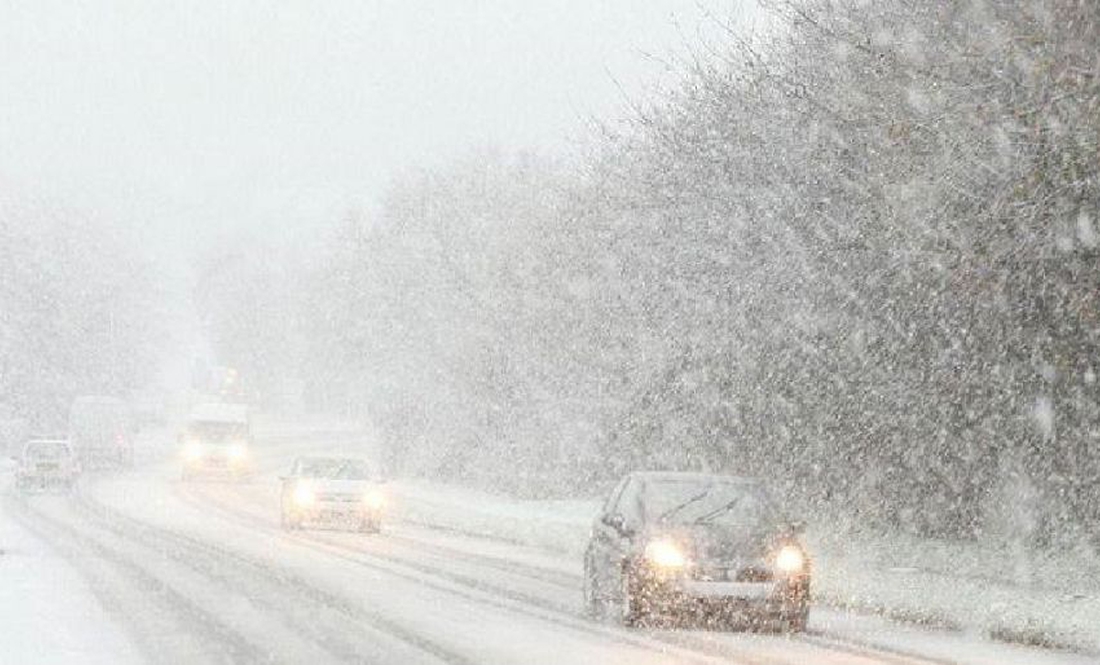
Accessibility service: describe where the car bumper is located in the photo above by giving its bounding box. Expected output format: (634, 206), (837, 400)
(639, 573), (810, 619)
(289, 502), (381, 523)
(17, 472), (77, 485)
(183, 457), (251, 475)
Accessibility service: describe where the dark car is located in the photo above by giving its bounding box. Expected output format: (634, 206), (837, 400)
(583, 472), (810, 631)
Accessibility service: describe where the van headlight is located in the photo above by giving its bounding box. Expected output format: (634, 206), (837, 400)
(363, 488), (386, 510)
(183, 442), (205, 462)
(227, 443), (248, 463)
(645, 539), (687, 569)
(775, 545), (806, 574)
(293, 482), (315, 507)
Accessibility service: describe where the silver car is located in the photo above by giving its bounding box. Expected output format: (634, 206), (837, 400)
(15, 439), (81, 492)
(280, 456), (386, 533)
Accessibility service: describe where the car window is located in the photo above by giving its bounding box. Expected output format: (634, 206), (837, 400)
(25, 442), (70, 459)
(640, 479), (776, 526)
(601, 476), (629, 515)
(613, 477), (644, 527)
(297, 458), (372, 480)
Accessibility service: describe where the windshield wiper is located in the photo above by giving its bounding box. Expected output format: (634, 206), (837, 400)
(657, 487), (713, 522)
(693, 496), (742, 524)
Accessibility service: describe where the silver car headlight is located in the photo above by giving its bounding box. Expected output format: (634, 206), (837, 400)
(293, 482), (316, 507)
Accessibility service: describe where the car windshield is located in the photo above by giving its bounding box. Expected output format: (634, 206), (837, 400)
(26, 442), (71, 460)
(188, 421), (248, 442)
(642, 479), (775, 526)
(298, 458), (372, 480)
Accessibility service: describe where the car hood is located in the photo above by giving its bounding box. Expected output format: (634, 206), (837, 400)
(299, 478), (374, 493)
(645, 522), (777, 562)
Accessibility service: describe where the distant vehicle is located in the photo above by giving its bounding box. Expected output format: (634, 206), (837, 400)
(583, 472), (811, 632)
(15, 439), (80, 492)
(131, 392), (167, 427)
(68, 396), (135, 469)
(180, 402), (253, 480)
(280, 456), (385, 532)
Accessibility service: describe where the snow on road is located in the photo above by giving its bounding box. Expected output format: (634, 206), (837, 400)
(0, 479), (141, 664)
(3, 426), (1097, 665)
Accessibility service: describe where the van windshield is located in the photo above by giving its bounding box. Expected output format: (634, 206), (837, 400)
(188, 421), (248, 442)
(26, 442), (71, 459)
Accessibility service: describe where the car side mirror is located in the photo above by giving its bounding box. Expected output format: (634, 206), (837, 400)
(602, 513), (632, 536)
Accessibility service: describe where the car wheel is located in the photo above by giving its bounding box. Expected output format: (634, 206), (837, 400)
(583, 552), (606, 620)
(782, 607), (809, 633)
(618, 566), (644, 627)
(280, 504), (301, 531)
(774, 606), (809, 633)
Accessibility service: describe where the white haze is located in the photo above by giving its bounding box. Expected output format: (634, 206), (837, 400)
(0, 0), (762, 247)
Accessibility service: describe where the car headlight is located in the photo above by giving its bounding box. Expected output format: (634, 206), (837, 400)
(645, 539), (687, 569)
(363, 488), (386, 510)
(775, 545), (806, 574)
(293, 483), (315, 507)
(183, 442), (205, 462)
(227, 443), (248, 462)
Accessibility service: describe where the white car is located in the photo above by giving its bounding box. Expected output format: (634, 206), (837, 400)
(15, 439), (80, 492)
(180, 403), (253, 480)
(280, 456), (385, 532)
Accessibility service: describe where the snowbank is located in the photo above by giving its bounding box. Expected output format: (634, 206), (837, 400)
(391, 480), (596, 556)
(0, 482), (142, 664)
(812, 529), (1100, 654)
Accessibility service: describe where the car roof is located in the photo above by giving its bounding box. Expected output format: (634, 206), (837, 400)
(627, 471), (761, 485)
(188, 402), (249, 424)
(296, 455), (367, 464)
(25, 439), (72, 448)
(71, 396), (127, 407)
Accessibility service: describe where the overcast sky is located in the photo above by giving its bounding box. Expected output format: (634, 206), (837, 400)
(0, 1), (761, 248)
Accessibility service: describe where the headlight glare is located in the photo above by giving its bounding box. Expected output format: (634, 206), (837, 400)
(183, 442), (205, 462)
(227, 443), (248, 462)
(293, 482), (315, 507)
(645, 539), (687, 568)
(776, 545), (805, 573)
(363, 488), (385, 510)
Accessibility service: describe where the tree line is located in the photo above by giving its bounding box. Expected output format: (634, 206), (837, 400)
(0, 195), (161, 434)
(198, 0), (1100, 548)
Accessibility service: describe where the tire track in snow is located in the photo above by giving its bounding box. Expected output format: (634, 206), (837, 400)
(4, 493), (269, 665)
(66, 489), (478, 665)
(183, 482), (926, 665)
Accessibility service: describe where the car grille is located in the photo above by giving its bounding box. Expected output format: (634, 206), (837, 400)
(694, 563), (773, 583)
(316, 492), (359, 503)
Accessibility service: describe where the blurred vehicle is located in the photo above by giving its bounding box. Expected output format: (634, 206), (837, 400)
(180, 402), (253, 480)
(15, 438), (80, 492)
(583, 471), (810, 631)
(130, 392), (168, 428)
(280, 456), (385, 532)
(68, 396), (135, 469)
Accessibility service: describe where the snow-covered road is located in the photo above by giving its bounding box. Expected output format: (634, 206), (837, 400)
(2, 427), (1095, 665)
